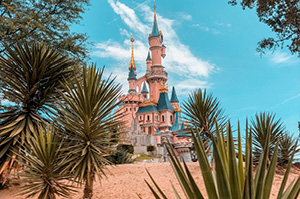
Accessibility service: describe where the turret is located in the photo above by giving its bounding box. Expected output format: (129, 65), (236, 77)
(170, 86), (179, 109)
(146, 51), (151, 71)
(128, 37), (137, 93)
(141, 82), (149, 98)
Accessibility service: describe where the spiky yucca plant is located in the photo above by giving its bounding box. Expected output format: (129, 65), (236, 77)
(251, 112), (287, 161)
(56, 65), (122, 199)
(278, 134), (299, 166)
(146, 120), (300, 199)
(182, 89), (227, 141)
(15, 126), (75, 199)
(0, 42), (74, 184)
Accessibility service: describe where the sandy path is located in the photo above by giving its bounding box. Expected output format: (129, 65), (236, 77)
(0, 162), (299, 199)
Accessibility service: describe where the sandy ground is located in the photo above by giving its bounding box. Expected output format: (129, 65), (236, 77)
(0, 162), (300, 199)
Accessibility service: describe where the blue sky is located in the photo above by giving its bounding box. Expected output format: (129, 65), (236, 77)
(72, 0), (300, 135)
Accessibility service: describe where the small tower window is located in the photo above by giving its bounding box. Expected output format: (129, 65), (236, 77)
(139, 116), (142, 120)
(125, 108), (128, 111)
(130, 108), (132, 111)
(170, 115), (173, 122)
(147, 115), (150, 121)
(162, 115), (165, 122)
(155, 115), (158, 121)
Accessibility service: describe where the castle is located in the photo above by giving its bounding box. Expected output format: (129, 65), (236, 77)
(117, 5), (193, 162)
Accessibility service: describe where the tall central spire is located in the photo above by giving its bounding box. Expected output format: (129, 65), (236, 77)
(128, 37), (136, 71)
(150, 2), (159, 37)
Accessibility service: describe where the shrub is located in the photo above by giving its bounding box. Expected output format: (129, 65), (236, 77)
(147, 145), (155, 152)
(117, 144), (134, 154)
(108, 150), (133, 165)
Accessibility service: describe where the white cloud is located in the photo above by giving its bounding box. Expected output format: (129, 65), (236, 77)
(181, 14), (192, 21)
(92, 0), (216, 94)
(269, 52), (298, 65)
(171, 79), (210, 95)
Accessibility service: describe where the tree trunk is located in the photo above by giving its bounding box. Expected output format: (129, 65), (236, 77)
(83, 170), (95, 199)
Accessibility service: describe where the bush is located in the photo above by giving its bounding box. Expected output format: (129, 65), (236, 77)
(117, 144), (134, 154)
(147, 145), (155, 152)
(108, 150), (133, 165)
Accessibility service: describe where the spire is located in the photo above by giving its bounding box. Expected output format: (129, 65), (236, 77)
(128, 37), (136, 71)
(128, 64), (136, 80)
(170, 111), (183, 132)
(150, 3), (159, 37)
(170, 86), (179, 102)
(141, 82), (148, 93)
(146, 51), (151, 60)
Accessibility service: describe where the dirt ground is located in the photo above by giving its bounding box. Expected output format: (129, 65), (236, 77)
(0, 162), (299, 199)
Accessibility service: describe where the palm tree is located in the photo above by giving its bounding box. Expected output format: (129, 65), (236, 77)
(0, 42), (74, 185)
(15, 126), (75, 199)
(56, 65), (122, 199)
(251, 112), (287, 161)
(182, 88), (227, 140)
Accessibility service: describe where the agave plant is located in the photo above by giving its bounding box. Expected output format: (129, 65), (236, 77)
(56, 65), (122, 199)
(15, 126), (75, 199)
(0, 42), (74, 184)
(278, 134), (299, 167)
(182, 89), (227, 141)
(146, 120), (300, 199)
(251, 112), (287, 161)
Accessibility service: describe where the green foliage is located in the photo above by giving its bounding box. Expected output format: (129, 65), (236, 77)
(147, 145), (156, 152)
(107, 150), (133, 165)
(251, 112), (287, 161)
(146, 120), (300, 199)
(278, 134), (300, 167)
(229, 0), (300, 56)
(0, 42), (74, 183)
(0, 0), (90, 60)
(15, 126), (76, 199)
(55, 65), (122, 198)
(117, 144), (134, 154)
(134, 154), (156, 162)
(182, 89), (227, 141)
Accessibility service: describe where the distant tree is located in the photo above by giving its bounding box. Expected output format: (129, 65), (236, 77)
(0, 0), (90, 60)
(229, 0), (300, 57)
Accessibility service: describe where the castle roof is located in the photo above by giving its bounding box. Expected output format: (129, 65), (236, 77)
(170, 111), (182, 131)
(150, 6), (159, 37)
(155, 128), (161, 135)
(128, 37), (136, 70)
(136, 105), (159, 114)
(141, 82), (148, 93)
(128, 64), (136, 80)
(170, 86), (179, 102)
(157, 92), (174, 111)
(176, 129), (191, 137)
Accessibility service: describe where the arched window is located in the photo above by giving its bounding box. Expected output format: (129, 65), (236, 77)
(170, 115), (173, 122)
(162, 115), (165, 122)
(147, 115), (150, 121)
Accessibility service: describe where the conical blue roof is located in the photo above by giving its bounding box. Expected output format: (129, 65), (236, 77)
(150, 10), (159, 37)
(156, 128), (161, 135)
(141, 83), (148, 93)
(128, 64), (136, 80)
(146, 51), (151, 60)
(170, 111), (182, 132)
(170, 87), (179, 102)
(157, 92), (174, 111)
(176, 129), (191, 137)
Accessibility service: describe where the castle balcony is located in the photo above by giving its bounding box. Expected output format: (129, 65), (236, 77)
(145, 70), (168, 81)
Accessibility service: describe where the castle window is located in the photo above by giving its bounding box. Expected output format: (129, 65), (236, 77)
(148, 127), (151, 134)
(162, 115), (165, 122)
(155, 115), (158, 121)
(125, 108), (128, 111)
(134, 108), (136, 111)
(139, 116), (142, 120)
(170, 115), (173, 122)
(130, 108), (132, 111)
(147, 115), (150, 121)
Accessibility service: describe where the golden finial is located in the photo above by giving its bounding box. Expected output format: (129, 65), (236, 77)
(174, 106), (181, 112)
(129, 36), (136, 71)
(159, 82), (168, 93)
